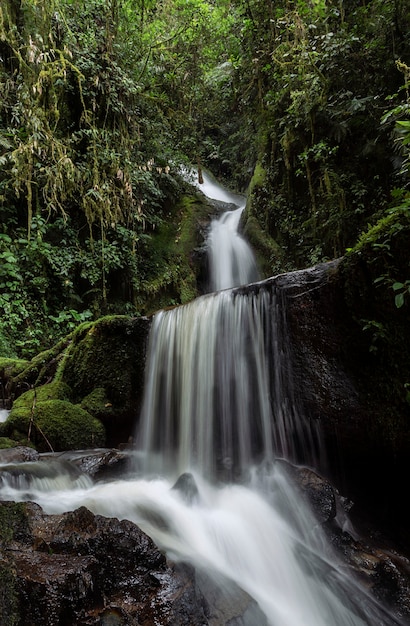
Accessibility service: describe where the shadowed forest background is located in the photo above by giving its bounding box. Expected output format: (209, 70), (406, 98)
(0, 0), (409, 358)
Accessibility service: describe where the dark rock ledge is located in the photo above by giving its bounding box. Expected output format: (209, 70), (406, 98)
(0, 500), (209, 626)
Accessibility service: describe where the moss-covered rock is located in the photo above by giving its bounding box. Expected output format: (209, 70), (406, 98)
(80, 387), (112, 419)
(0, 436), (17, 449)
(135, 193), (214, 314)
(242, 162), (285, 278)
(2, 400), (105, 452)
(11, 381), (72, 410)
(0, 358), (30, 379)
(1, 316), (150, 449)
(56, 315), (150, 446)
(8, 335), (72, 393)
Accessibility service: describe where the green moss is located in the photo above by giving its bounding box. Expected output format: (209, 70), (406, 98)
(10, 334), (73, 391)
(241, 163), (284, 278)
(136, 193), (212, 313)
(0, 357), (30, 378)
(80, 387), (111, 417)
(243, 214), (283, 278)
(3, 400), (105, 452)
(247, 162), (266, 196)
(59, 316), (140, 405)
(0, 437), (17, 449)
(12, 381), (72, 411)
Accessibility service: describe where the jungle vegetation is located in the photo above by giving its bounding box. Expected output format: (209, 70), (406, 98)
(0, 0), (409, 358)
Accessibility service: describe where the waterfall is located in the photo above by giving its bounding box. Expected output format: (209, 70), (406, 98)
(138, 286), (322, 478)
(187, 167), (260, 291)
(0, 174), (403, 625)
(207, 207), (260, 291)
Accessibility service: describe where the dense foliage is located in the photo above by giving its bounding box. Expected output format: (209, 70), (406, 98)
(0, 0), (409, 358)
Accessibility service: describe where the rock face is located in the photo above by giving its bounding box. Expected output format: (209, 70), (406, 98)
(248, 259), (410, 555)
(0, 501), (208, 626)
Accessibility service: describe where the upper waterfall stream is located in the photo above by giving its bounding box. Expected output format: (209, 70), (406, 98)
(188, 168), (260, 291)
(0, 172), (403, 625)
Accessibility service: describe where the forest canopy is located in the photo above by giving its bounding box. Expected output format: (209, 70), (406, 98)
(0, 0), (409, 357)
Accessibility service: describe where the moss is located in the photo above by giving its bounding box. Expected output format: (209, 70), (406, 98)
(12, 381), (72, 411)
(2, 315), (149, 448)
(3, 400), (105, 452)
(0, 357), (30, 378)
(247, 162), (266, 195)
(136, 193), (212, 313)
(59, 317), (138, 408)
(243, 214), (283, 278)
(80, 387), (112, 418)
(10, 334), (73, 392)
(55, 315), (149, 445)
(0, 437), (17, 449)
(241, 163), (284, 278)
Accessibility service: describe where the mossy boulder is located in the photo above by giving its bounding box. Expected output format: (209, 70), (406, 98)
(0, 437), (16, 449)
(2, 399), (105, 452)
(1, 316), (150, 449)
(241, 162), (284, 278)
(136, 193), (214, 313)
(56, 315), (150, 446)
(11, 381), (72, 409)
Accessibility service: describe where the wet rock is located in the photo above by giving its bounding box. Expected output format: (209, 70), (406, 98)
(172, 472), (200, 504)
(0, 446), (40, 463)
(282, 462), (410, 621)
(40, 448), (133, 481)
(196, 570), (268, 626)
(0, 501), (209, 626)
(286, 463), (338, 524)
(236, 260), (410, 557)
(323, 523), (410, 620)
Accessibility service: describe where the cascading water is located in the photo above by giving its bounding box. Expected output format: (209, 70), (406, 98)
(0, 173), (403, 625)
(188, 167), (260, 291)
(138, 286), (322, 478)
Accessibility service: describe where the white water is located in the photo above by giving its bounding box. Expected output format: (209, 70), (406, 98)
(0, 461), (394, 626)
(0, 174), (401, 625)
(0, 409), (10, 423)
(139, 287), (322, 477)
(188, 167), (260, 291)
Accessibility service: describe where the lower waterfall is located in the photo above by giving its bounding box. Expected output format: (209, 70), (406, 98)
(138, 286), (322, 477)
(0, 285), (401, 625)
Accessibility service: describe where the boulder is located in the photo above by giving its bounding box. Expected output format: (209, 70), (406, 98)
(0, 501), (208, 626)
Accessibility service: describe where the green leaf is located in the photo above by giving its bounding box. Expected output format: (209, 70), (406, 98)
(395, 292), (405, 308)
(392, 282), (404, 291)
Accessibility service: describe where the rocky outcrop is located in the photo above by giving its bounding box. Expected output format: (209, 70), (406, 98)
(281, 260), (409, 553)
(0, 500), (209, 626)
(237, 259), (410, 557)
(280, 460), (410, 622)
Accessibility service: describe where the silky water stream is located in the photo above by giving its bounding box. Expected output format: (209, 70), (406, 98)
(0, 174), (403, 625)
